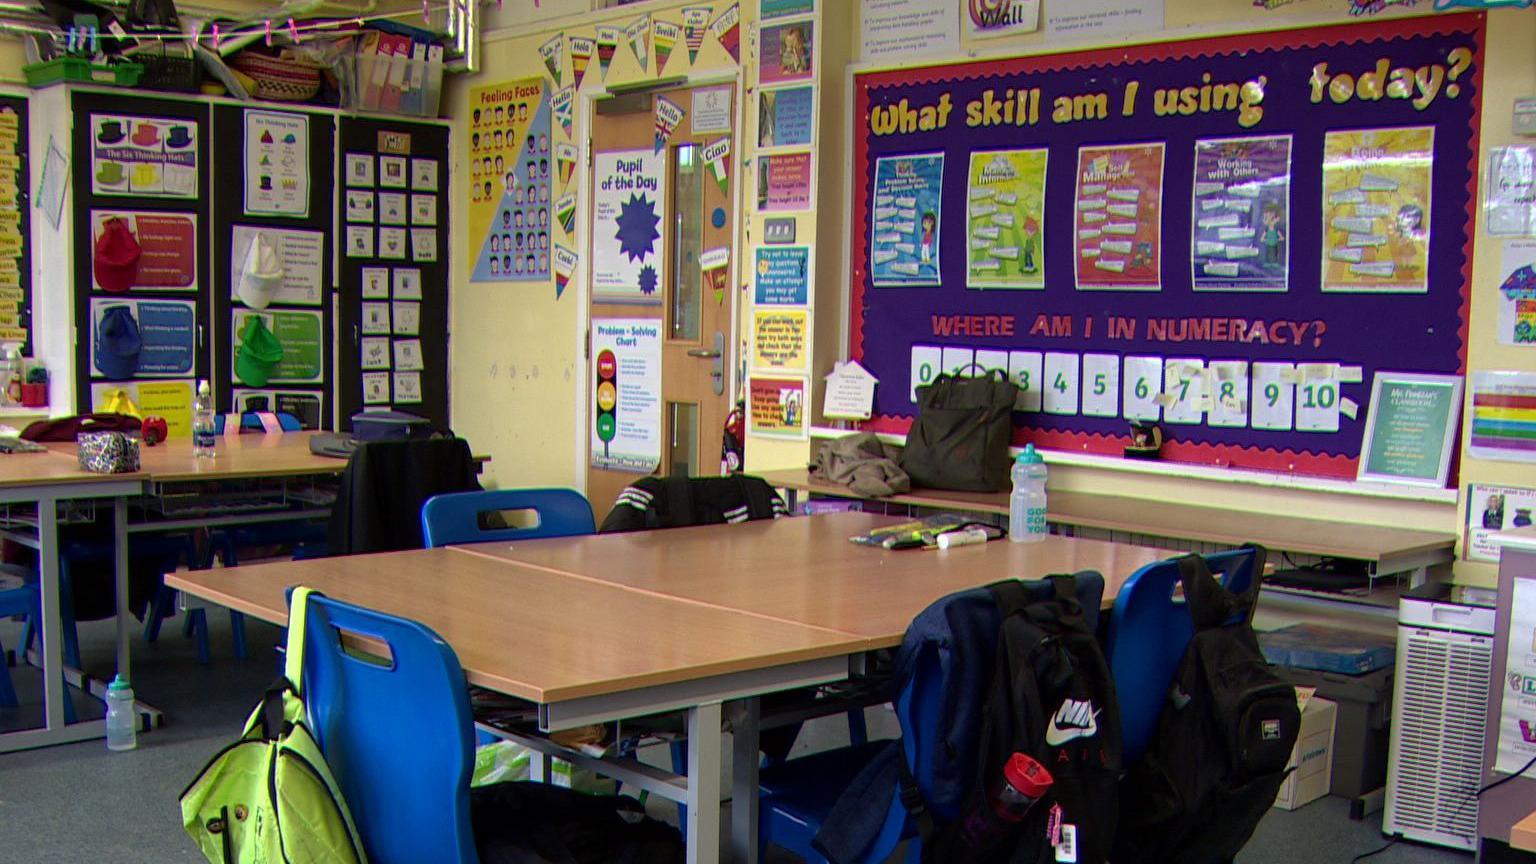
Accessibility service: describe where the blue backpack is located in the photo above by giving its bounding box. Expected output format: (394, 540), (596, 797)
(815, 573), (1121, 864)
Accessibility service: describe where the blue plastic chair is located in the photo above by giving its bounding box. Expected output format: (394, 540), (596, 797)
(421, 488), (596, 548)
(1103, 547), (1261, 763)
(212, 411), (303, 434)
(296, 591), (478, 864)
(1, 568), (78, 721)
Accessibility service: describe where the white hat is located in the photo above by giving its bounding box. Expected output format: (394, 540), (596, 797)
(238, 234), (284, 310)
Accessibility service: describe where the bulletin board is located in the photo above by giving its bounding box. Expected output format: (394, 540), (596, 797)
(71, 92), (211, 426)
(0, 95), (30, 357)
(849, 14), (1485, 479)
(212, 105), (336, 430)
(336, 116), (451, 430)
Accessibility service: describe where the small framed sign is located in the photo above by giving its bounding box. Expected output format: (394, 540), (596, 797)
(1357, 371), (1463, 487)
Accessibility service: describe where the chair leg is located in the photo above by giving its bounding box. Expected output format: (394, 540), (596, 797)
(229, 610), (247, 660)
(189, 609), (210, 665)
(143, 585), (174, 643)
(848, 708), (868, 747)
(57, 565), (80, 670)
(670, 739), (688, 827)
(181, 611), (196, 638)
(0, 631), (17, 708)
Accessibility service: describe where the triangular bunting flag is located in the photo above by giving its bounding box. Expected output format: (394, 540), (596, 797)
(555, 192), (576, 235)
(556, 142), (578, 191)
(653, 20), (681, 75)
(682, 7), (712, 65)
(539, 34), (564, 85)
(552, 86), (574, 139)
(569, 36), (594, 90)
(626, 14), (651, 72)
(708, 4), (740, 64)
(654, 95), (686, 154)
(553, 245), (577, 300)
(702, 136), (731, 196)
(595, 26), (621, 80)
(701, 246), (729, 307)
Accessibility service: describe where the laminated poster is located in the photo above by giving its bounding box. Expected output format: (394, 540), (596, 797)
(753, 245), (810, 305)
(1469, 370), (1536, 466)
(1498, 240), (1536, 345)
(229, 226), (324, 306)
(1487, 146), (1536, 237)
(748, 376), (808, 439)
(231, 390), (322, 428)
(232, 308), (323, 384)
(1495, 577), (1536, 775)
(965, 148), (1047, 290)
(592, 149), (667, 302)
(757, 86), (814, 149)
(1190, 135), (1292, 292)
(468, 78), (552, 283)
(90, 211), (197, 291)
(1073, 143), (1163, 291)
(242, 110), (310, 217)
(91, 114), (197, 198)
(752, 308), (809, 372)
(1320, 127), (1433, 294)
(871, 152), (944, 287)
(90, 380), (193, 437)
(756, 151), (813, 212)
(1466, 484), (1536, 563)
(591, 318), (662, 473)
(89, 298), (196, 378)
(759, 20), (813, 85)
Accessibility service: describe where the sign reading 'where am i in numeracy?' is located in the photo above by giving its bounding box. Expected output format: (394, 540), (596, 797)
(1358, 372), (1461, 486)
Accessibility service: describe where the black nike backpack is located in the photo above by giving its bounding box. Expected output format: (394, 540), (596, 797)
(1113, 552), (1300, 864)
(916, 574), (1123, 864)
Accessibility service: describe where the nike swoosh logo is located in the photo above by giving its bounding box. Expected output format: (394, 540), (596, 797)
(1045, 701), (1099, 746)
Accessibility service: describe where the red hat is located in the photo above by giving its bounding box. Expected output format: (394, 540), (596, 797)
(94, 218), (142, 293)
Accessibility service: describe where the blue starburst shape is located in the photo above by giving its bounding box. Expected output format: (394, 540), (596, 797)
(639, 265), (658, 295)
(615, 193), (661, 263)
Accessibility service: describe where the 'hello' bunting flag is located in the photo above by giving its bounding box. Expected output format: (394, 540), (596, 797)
(655, 95), (686, 154)
(568, 36), (594, 90)
(702, 136), (731, 196)
(682, 7), (712, 65)
(595, 26), (621, 80)
(539, 34), (563, 85)
(626, 14), (651, 72)
(553, 245), (577, 300)
(653, 20), (681, 75)
(551, 86), (574, 139)
(708, 4), (740, 64)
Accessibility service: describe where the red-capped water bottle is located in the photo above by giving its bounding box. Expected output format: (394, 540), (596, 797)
(960, 752), (1054, 854)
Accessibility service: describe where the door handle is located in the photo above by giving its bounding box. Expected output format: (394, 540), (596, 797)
(687, 348), (722, 358)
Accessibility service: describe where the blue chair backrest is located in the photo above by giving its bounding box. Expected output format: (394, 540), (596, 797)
(298, 592), (478, 864)
(421, 488), (596, 548)
(213, 411), (303, 434)
(1105, 548), (1260, 763)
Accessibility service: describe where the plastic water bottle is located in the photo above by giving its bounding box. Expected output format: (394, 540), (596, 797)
(960, 752), (1053, 853)
(105, 674), (137, 751)
(1009, 444), (1048, 543)
(192, 380), (216, 459)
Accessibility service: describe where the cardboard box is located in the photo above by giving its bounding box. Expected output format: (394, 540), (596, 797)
(1273, 692), (1337, 811)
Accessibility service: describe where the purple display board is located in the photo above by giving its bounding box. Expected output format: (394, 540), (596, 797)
(850, 14), (1484, 479)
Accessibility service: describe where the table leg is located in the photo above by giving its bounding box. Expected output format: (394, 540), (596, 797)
(37, 494), (65, 731)
(113, 496), (130, 685)
(687, 701), (723, 864)
(730, 698), (761, 864)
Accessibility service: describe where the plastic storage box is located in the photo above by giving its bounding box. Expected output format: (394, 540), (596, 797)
(1260, 623), (1396, 675)
(23, 58), (142, 88)
(1274, 664), (1394, 802)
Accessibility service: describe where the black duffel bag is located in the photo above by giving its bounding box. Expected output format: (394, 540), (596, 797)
(900, 370), (1018, 491)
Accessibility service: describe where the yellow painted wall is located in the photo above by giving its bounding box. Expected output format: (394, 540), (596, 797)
(445, 1), (1533, 583)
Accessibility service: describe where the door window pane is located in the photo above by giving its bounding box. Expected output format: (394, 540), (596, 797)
(668, 401), (699, 478)
(670, 143), (703, 341)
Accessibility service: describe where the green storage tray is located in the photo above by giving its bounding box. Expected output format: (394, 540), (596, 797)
(23, 58), (143, 88)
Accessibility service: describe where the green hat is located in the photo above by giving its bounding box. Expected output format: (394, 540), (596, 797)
(235, 316), (284, 387)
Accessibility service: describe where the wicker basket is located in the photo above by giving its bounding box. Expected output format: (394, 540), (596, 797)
(230, 51), (322, 102)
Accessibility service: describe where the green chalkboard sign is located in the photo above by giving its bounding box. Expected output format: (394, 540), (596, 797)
(1358, 372), (1463, 487)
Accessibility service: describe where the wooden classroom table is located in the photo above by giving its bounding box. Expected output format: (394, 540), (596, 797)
(169, 512), (1168, 864)
(0, 446), (146, 753)
(453, 511), (1174, 642)
(757, 468), (1456, 580)
(43, 429), (347, 484)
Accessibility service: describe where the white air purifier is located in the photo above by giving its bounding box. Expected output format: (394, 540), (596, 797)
(1383, 585), (1496, 850)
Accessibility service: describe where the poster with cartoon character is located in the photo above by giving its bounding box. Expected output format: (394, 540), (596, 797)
(1074, 142), (1164, 291)
(1190, 135), (1292, 292)
(966, 148), (1047, 289)
(871, 153), (944, 287)
(1321, 127), (1433, 293)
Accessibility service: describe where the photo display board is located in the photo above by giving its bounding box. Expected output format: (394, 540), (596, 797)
(850, 14), (1485, 479)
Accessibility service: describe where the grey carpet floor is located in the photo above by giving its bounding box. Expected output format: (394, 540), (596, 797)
(0, 612), (1472, 863)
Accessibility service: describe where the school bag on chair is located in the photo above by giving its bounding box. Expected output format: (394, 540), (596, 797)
(180, 588), (367, 864)
(814, 573), (1122, 864)
(1113, 552), (1299, 864)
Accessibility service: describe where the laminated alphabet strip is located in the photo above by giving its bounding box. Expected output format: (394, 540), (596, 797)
(851, 14), (1485, 479)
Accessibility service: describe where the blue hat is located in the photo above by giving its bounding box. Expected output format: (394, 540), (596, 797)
(95, 306), (142, 381)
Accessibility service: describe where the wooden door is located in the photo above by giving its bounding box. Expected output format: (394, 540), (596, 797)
(586, 84), (736, 521)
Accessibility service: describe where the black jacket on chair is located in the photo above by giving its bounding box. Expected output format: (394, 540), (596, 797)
(327, 438), (482, 555)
